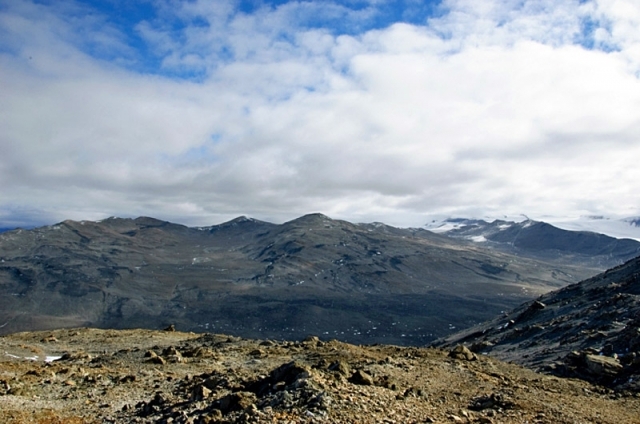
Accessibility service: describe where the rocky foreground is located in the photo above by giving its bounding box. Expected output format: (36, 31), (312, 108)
(2, 328), (640, 423)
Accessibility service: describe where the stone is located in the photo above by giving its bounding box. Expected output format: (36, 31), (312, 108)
(469, 393), (515, 411)
(146, 356), (166, 365)
(328, 360), (351, 376)
(470, 341), (494, 353)
(183, 347), (214, 358)
(245, 361), (311, 397)
(162, 346), (184, 363)
(58, 351), (92, 362)
(583, 354), (623, 378)
(532, 300), (546, 310)
(119, 375), (136, 383)
(202, 410), (223, 422)
(191, 384), (212, 401)
(303, 335), (323, 347)
(515, 300), (547, 322)
(449, 345), (477, 361)
(349, 370), (374, 386)
(215, 391), (258, 414)
(249, 348), (266, 358)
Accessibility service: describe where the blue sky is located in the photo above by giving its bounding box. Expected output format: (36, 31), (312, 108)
(51, 0), (445, 78)
(1, 0), (640, 228)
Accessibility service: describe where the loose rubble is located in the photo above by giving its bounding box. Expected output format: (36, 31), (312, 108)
(1, 328), (639, 423)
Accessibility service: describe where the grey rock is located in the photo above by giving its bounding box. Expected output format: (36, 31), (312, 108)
(583, 354), (623, 377)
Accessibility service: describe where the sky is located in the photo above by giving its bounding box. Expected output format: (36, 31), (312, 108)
(1, 0), (640, 229)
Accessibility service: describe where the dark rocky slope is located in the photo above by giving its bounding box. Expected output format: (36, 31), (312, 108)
(0, 214), (603, 344)
(436, 255), (640, 391)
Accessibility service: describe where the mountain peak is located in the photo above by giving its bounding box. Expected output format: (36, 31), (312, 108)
(284, 213), (334, 226)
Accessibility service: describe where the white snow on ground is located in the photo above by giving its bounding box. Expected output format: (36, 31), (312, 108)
(3, 352), (62, 362)
(423, 221), (456, 233)
(469, 235), (487, 242)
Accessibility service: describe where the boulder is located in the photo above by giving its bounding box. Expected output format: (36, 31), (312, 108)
(215, 391), (257, 414)
(349, 370), (374, 386)
(583, 354), (623, 378)
(328, 360), (351, 376)
(191, 384), (212, 401)
(245, 361), (311, 396)
(449, 345), (477, 361)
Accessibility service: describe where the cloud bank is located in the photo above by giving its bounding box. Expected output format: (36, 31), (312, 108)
(1, 0), (639, 228)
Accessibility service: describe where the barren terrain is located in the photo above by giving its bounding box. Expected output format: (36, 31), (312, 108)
(2, 327), (640, 423)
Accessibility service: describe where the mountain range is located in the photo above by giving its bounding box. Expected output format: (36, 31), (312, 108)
(2, 214), (639, 346)
(425, 217), (640, 268)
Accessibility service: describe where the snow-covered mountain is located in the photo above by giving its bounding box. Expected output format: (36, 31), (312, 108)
(423, 216), (640, 269)
(425, 215), (640, 242)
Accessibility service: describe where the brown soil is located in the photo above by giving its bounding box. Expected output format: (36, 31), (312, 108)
(1, 328), (639, 423)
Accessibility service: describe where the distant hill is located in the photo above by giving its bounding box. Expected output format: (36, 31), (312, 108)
(435, 255), (640, 391)
(0, 214), (608, 344)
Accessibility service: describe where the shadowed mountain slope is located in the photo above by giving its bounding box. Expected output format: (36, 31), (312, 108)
(0, 214), (606, 345)
(435, 255), (640, 391)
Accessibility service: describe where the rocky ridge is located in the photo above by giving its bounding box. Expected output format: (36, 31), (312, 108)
(2, 327), (640, 423)
(436, 255), (640, 392)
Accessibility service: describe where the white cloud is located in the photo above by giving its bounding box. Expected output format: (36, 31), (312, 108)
(0, 0), (639, 229)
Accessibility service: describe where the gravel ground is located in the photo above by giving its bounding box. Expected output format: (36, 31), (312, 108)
(1, 328), (639, 423)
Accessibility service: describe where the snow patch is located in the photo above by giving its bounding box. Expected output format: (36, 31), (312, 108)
(469, 235), (487, 242)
